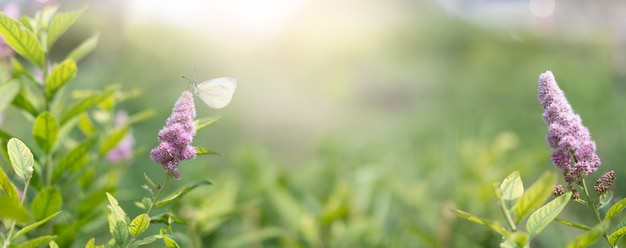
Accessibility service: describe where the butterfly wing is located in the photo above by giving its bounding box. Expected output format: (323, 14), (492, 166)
(195, 77), (237, 109)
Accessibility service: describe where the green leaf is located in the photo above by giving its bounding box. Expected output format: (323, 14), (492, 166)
(194, 146), (219, 156)
(99, 126), (129, 156)
(49, 240), (59, 248)
(34, 6), (59, 36)
(567, 222), (608, 248)
(129, 214), (150, 237)
(32, 112), (60, 153)
(85, 238), (105, 248)
(15, 235), (57, 248)
(106, 192), (130, 245)
(514, 171), (557, 225)
(85, 238), (95, 248)
(499, 171), (524, 211)
(150, 212), (185, 225)
(599, 190), (613, 209)
(0, 80), (20, 112)
(526, 192), (572, 239)
(12, 87), (39, 117)
(0, 166), (19, 203)
(605, 197), (626, 221)
(136, 197), (152, 211)
(144, 173), (157, 189)
(554, 217), (590, 231)
(53, 136), (97, 183)
(60, 87), (117, 125)
(162, 233), (180, 248)
(67, 33), (98, 62)
(7, 138), (34, 181)
(608, 226), (626, 245)
(0, 194), (30, 222)
(78, 113), (95, 136)
(31, 188), (62, 221)
(450, 209), (507, 237)
(500, 231), (529, 248)
(0, 12), (45, 68)
(45, 60), (77, 101)
(131, 235), (160, 248)
(13, 211), (61, 240)
(194, 116), (221, 131)
(47, 8), (87, 49)
(155, 180), (212, 209)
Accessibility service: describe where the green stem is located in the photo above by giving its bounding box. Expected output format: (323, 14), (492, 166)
(45, 153), (52, 186)
(124, 174), (172, 248)
(580, 178), (612, 247)
(3, 178), (31, 248)
(499, 196), (517, 231)
(147, 175), (171, 215)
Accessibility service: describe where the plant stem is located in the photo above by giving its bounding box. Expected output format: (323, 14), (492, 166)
(124, 174), (172, 248)
(499, 196), (517, 231)
(147, 175), (171, 215)
(580, 178), (612, 247)
(3, 178), (32, 248)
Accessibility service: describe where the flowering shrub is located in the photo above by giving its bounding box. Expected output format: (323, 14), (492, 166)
(150, 91), (197, 179)
(0, 6), (222, 248)
(452, 71), (624, 247)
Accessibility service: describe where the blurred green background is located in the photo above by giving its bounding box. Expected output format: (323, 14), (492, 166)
(7, 0), (626, 246)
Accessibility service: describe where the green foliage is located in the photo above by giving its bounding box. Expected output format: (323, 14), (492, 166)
(106, 193), (130, 245)
(129, 214), (150, 237)
(526, 192), (571, 239)
(46, 7), (86, 49)
(67, 33), (99, 62)
(0, 166), (19, 202)
(32, 112), (59, 153)
(15, 235), (57, 248)
(98, 126), (128, 156)
(0, 12), (45, 67)
(514, 172), (557, 225)
(59, 86), (117, 125)
(7, 138), (34, 181)
(0, 194), (30, 222)
(0, 6), (152, 247)
(453, 171), (571, 247)
(31, 188), (62, 221)
(45, 59), (77, 101)
(13, 211), (61, 240)
(154, 180), (212, 209)
(194, 116), (221, 131)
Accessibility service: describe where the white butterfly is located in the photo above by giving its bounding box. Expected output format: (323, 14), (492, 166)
(184, 76), (237, 109)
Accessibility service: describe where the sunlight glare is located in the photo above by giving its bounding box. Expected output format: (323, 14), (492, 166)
(127, 0), (310, 37)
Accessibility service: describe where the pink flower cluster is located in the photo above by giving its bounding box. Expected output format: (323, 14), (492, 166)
(538, 71), (601, 185)
(150, 91), (197, 178)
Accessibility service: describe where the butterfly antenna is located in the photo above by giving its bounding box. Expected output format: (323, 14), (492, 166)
(182, 75), (197, 91)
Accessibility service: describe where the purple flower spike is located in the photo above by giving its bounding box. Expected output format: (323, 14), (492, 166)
(538, 71), (601, 185)
(150, 91), (197, 178)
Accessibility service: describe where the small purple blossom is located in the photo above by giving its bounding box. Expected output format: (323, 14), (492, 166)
(553, 184), (565, 197)
(594, 170), (615, 195)
(538, 71), (601, 185)
(150, 91), (197, 178)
